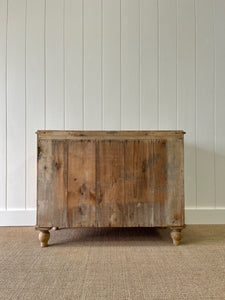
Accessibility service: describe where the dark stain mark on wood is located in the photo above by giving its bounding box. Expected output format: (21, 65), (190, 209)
(80, 183), (86, 195)
(55, 162), (61, 170)
(148, 153), (161, 169)
(142, 159), (148, 172)
(37, 132), (185, 230)
(79, 206), (85, 215)
(98, 189), (103, 204)
(37, 146), (42, 160)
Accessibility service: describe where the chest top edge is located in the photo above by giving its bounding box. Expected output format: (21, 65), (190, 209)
(36, 130), (185, 140)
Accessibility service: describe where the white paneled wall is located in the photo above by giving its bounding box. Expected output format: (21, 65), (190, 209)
(0, 0), (225, 225)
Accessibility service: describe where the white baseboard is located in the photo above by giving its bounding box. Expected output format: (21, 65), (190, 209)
(0, 208), (224, 226)
(185, 208), (225, 224)
(0, 210), (36, 226)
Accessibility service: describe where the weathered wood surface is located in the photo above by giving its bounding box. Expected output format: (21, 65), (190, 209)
(36, 131), (185, 229)
(36, 130), (185, 140)
(97, 140), (125, 227)
(37, 139), (68, 228)
(67, 140), (96, 227)
(124, 140), (154, 226)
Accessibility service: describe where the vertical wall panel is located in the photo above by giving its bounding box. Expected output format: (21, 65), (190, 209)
(65, 0), (83, 130)
(103, 0), (121, 130)
(26, 0), (45, 209)
(7, 0), (26, 209)
(46, 0), (64, 129)
(0, 0), (7, 210)
(177, 0), (196, 208)
(196, 0), (215, 207)
(1, 0), (225, 223)
(140, 0), (158, 130)
(84, 0), (102, 129)
(121, 0), (140, 129)
(158, 0), (177, 129)
(215, 0), (225, 208)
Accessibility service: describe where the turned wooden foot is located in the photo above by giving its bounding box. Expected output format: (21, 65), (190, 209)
(39, 230), (50, 247)
(170, 227), (183, 246)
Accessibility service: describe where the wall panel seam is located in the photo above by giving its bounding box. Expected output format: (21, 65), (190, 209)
(157, 0), (160, 129)
(213, 0), (216, 209)
(101, 0), (104, 130)
(5, 0), (9, 210)
(120, 0), (122, 130)
(82, 0), (85, 130)
(139, 0), (141, 130)
(194, 0), (198, 208)
(176, 0), (178, 130)
(25, 0), (27, 210)
(44, 0), (46, 129)
(63, 0), (65, 130)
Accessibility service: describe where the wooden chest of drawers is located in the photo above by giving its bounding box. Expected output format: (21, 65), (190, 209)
(36, 130), (185, 246)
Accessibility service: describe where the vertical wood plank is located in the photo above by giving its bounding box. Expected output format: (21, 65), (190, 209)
(37, 140), (68, 227)
(45, 0), (64, 129)
(65, 0), (83, 130)
(67, 140), (96, 227)
(152, 140), (168, 226)
(158, 0), (177, 129)
(124, 140), (154, 226)
(196, 0), (215, 207)
(140, 0), (158, 129)
(215, 0), (225, 208)
(102, 0), (121, 130)
(177, 0), (196, 208)
(84, 0), (102, 129)
(7, 0), (26, 209)
(26, 0), (45, 209)
(121, 0), (140, 129)
(0, 0), (7, 210)
(166, 137), (185, 226)
(97, 140), (124, 226)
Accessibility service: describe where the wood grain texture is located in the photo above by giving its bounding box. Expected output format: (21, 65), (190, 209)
(124, 140), (153, 226)
(67, 140), (96, 227)
(152, 140), (168, 226)
(37, 130), (185, 140)
(166, 138), (185, 226)
(36, 131), (185, 230)
(37, 139), (68, 228)
(97, 140), (125, 226)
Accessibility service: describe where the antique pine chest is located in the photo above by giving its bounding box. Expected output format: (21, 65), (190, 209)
(36, 130), (185, 247)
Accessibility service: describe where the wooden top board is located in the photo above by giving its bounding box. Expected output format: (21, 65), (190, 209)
(36, 130), (186, 140)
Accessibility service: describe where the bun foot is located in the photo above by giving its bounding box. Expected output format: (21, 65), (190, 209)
(170, 227), (183, 246)
(39, 230), (50, 247)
